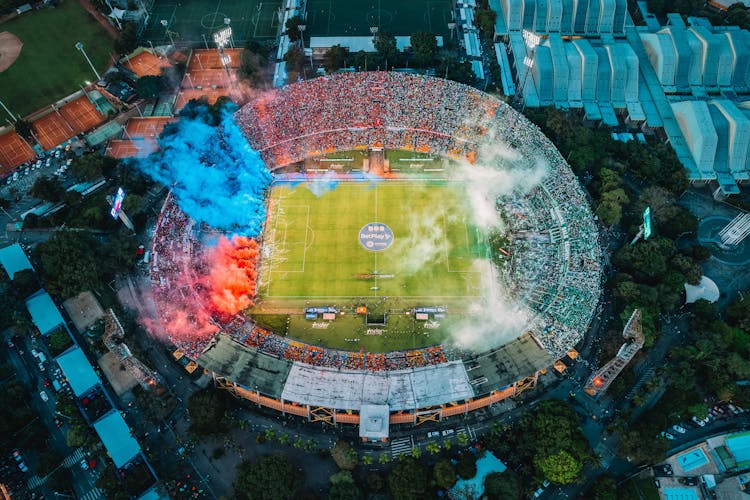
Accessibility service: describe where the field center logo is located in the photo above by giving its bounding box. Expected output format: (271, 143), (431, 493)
(358, 223), (394, 251)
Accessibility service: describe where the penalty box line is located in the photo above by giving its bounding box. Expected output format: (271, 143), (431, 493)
(268, 203), (311, 278)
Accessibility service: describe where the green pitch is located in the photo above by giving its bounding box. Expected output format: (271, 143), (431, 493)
(257, 179), (488, 310)
(140, 0), (281, 45)
(0, 1), (113, 117)
(306, 0), (453, 37)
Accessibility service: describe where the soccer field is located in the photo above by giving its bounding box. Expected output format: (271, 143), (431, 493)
(257, 179), (487, 309)
(306, 0), (453, 37)
(140, 0), (282, 45)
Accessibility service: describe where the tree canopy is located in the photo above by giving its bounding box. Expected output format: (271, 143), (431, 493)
(433, 458), (457, 489)
(373, 31), (398, 63)
(36, 232), (105, 297)
(387, 457), (429, 500)
(285, 15), (305, 41)
(323, 44), (349, 73)
(484, 471), (522, 500)
(235, 454), (303, 500)
(409, 32), (438, 67)
(31, 175), (64, 202)
(187, 388), (228, 435)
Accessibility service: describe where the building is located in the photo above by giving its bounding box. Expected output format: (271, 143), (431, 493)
(509, 33), (640, 125)
(493, 0), (628, 36)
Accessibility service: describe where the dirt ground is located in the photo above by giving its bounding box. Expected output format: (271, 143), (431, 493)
(0, 32), (22, 72)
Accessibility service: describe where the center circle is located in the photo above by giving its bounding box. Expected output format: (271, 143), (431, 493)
(201, 12), (229, 30)
(358, 222), (394, 251)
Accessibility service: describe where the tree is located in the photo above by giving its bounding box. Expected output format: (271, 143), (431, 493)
(14, 119), (32, 140)
(329, 471), (363, 500)
(373, 31), (398, 63)
(115, 22), (138, 55)
(49, 329), (73, 356)
(484, 471), (521, 500)
(323, 44), (348, 73)
(456, 452), (477, 480)
(187, 388), (227, 435)
(331, 440), (358, 470)
(534, 449), (582, 484)
(12, 268), (38, 298)
(238, 48), (264, 84)
(439, 57), (476, 85)
(285, 15), (305, 42)
(410, 32), (437, 67)
(433, 458), (457, 489)
(474, 6), (497, 39)
(71, 153), (117, 181)
(284, 45), (306, 81)
(586, 475), (617, 500)
(30, 175), (64, 202)
(136, 75), (165, 99)
(66, 423), (97, 448)
(36, 232), (104, 297)
(236, 454), (303, 500)
(387, 457), (429, 500)
(596, 189), (629, 226)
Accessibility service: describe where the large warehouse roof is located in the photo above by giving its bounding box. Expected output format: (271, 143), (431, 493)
(281, 361), (474, 411)
(25, 290), (65, 336)
(93, 411), (141, 468)
(56, 347), (101, 397)
(0, 244), (33, 279)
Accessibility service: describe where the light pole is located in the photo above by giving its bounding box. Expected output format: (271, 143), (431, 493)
(0, 99), (17, 122)
(160, 19), (174, 47)
(298, 24), (313, 70)
(75, 42), (101, 81)
(448, 22), (456, 41)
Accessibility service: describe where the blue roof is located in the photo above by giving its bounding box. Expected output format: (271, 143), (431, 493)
(726, 431), (750, 467)
(676, 448), (709, 471)
(25, 290), (65, 335)
(0, 244), (33, 279)
(93, 411), (141, 468)
(56, 347), (100, 397)
(664, 488), (699, 500)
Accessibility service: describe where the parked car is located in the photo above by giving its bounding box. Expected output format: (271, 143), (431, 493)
(39, 390), (48, 402)
(79, 459), (89, 471)
(672, 425), (687, 434)
(661, 432), (676, 440)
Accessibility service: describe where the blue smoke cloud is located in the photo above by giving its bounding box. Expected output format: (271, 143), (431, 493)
(132, 102), (272, 237)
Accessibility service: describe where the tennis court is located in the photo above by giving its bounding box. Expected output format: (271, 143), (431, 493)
(125, 117), (174, 138)
(306, 0), (453, 37)
(125, 50), (172, 77)
(182, 69), (232, 89)
(0, 131), (35, 171)
(188, 49), (243, 71)
(140, 0), (282, 45)
(106, 139), (159, 159)
(174, 88), (229, 111)
(32, 111), (75, 151)
(58, 96), (105, 135)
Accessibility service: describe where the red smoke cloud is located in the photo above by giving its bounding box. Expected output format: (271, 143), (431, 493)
(207, 235), (259, 315)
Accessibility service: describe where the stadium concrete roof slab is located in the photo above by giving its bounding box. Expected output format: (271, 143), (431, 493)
(281, 362), (474, 411)
(359, 404), (390, 440)
(198, 334), (292, 398)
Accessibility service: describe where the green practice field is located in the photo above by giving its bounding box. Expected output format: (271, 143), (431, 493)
(256, 179), (488, 309)
(306, 0), (453, 37)
(0, 1), (113, 117)
(140, 0), (282, 45)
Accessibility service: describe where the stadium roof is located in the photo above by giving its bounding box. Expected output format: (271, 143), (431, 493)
(359, 404), (390, 440)
(56, 347), (101, 396)
(281, 361), (474, 411)
(685, 276), (720, 304)
(93, 411), (141, 468)
(198, 334), (292, 397)
(25, 290), (65, 335)
(0, 244), (33, 279)
(462, 333), (554, 390)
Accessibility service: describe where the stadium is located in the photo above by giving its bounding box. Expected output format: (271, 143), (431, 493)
(148, 72), (602, 440)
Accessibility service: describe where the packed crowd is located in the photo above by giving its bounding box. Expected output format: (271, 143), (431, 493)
(235, 72), (494, 167)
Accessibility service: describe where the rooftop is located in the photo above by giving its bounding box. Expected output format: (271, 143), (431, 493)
(92, 411), (141, 468)
(0, 244), (33, 279)
(25, 290), (65, 335)
(56, 347), (100, 397)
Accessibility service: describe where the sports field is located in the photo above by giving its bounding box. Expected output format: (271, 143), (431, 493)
(140, 0), (282, 45)
(0, 1), (113, 117)
(306, 0), (453, 37)
(257, 179), (488, 309)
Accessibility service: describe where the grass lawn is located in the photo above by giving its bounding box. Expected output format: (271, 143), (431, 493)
(0, 1), (114, 118)
(257, 179), (487, 306)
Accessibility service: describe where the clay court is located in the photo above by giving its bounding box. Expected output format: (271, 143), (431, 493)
(188, 49), (242, 71)
(125, 117), (174, 138)
(182, 69), (231, 89)
(106, 139), (158, 159)
(0, 131), (35, 172)
(0, 32), (22, 73)
(175, 88), (229, 111)
(58, 96), (105, 136)
(32, 111), (74, 151)
(125, 50), (171, 77)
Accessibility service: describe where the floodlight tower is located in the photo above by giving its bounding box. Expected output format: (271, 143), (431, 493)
(447, 22), (456, 40)
(75, 42), (102, 81)
(297, 24), (313, 69)
(160, 19), (175, 47)
(515, 29), (540, 109)
(213, 26), (233, 77)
